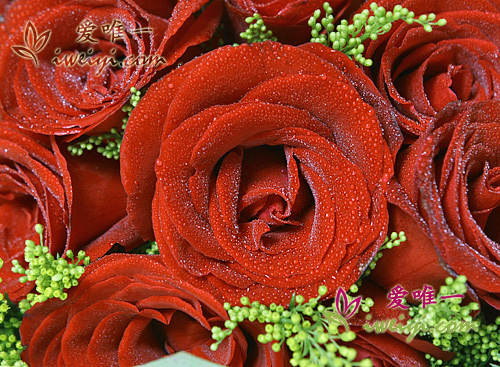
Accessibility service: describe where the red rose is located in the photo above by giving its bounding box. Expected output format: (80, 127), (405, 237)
(20, 254), (289, 367)
(121, 42), (400, 305)
(372, 101), (500, 309)
(225, 0), (351, 45)
(360, 0), (500, 136)
(0, 0), (222, 135)
(0, 121), (139, 298)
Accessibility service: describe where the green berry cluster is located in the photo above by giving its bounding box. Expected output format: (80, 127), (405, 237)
(308, 2), (447, 66)
(426, 317), (500, 366)
(240, 14), (277, 43)
(211, 286), (373, 367)
(0, 260), (9, 324)
(407, 276), (479, 337)
(11, 224), (90, 313)
(404, 275), (499, 366)
(67, 87), (142, 160)
(0, 300), (26, 367)
(132, 241), (160, 255)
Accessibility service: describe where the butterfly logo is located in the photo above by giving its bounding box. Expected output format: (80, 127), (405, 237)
(11, 21), (51, 66)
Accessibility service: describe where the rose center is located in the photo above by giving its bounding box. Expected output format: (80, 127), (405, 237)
(237, 145), (313, 229)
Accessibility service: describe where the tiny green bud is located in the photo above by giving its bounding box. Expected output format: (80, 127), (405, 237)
(318, 285), (328, 295)
(34, 224), (44, 234)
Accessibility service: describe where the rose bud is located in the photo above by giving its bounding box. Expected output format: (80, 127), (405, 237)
(20, 254), (289, 367)
(0, 0), (223, 135)
(121, 42), (402, 305)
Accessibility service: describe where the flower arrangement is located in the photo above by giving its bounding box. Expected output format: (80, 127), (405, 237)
(0, 0), (500, 366)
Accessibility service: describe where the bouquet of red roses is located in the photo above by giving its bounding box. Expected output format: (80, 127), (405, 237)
(1, 0), (499, 366)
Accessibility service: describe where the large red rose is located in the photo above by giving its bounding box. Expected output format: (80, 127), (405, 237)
(20, 254), (289, 367)
(371, 101), (500, 309)
(121, 41), (401, 305)
(359, 0), (500, 136)
(224, 0), (351, 45)
(0, 0), (222, 135)
(0, 121), (139, 298)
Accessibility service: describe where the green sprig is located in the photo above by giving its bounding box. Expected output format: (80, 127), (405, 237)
(11, 224), (90, 313)
(0, 297), (26, 367)
(0, 260), (9, 324)
(67, 87), (142, 160)
(432, 319), (500, 366)
(211, 286), (373, 367)
(240, 13), (277, 43)
(405, 276), (499, 366)
(408, 276), (478, 335)
(309, 2), (447, 66)
(132, 241), (159, 255)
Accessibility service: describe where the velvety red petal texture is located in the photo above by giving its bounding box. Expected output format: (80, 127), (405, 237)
(0, 122), (140, 299)
(349, 330), (429, 367)
(373, 101), (500, 309)
(357, 0), (500, 136)
(0, 122), (65, 293)
(0, 0), (222, 135)
(20, 254), (288, 367)
(370, 197), (455, 294)
(121, 42), (398, 305)
(224, 0), (351, 45)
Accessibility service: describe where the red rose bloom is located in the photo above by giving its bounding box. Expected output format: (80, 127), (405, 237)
(372, 101), (500, 309)
(20, 254), (289, 367)
(0, 121), (139, 298)
(360, 0), (500, 136)
(121, 42), (400, 305)
(225, 0), (351, 45)
(0, 0), (222, 135)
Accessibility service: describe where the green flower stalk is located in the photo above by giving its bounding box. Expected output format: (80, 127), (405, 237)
(0, 260), (9, 324)
(404, 276), (499, 366)
(0, 302), (26, 367)
(0, 224), (92, 365)
(11, 224), (90, 313)
(211, 286), (373, 367)
(132, 241), (160, 255)
(67, 87), (142, 159)
(309, 2), (447, 66)
(240, 13), (277, 43)
(408, 276), (479, 334)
